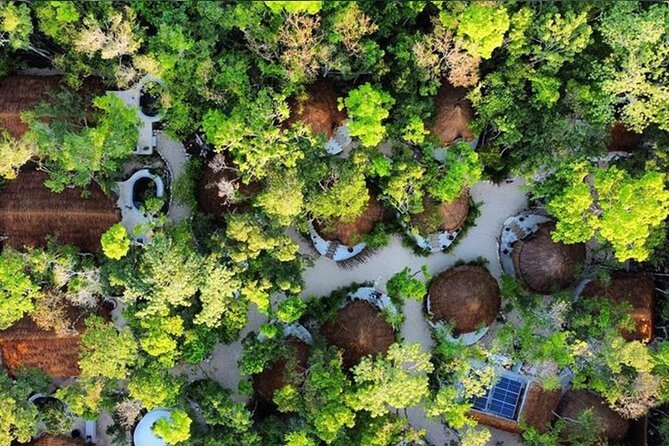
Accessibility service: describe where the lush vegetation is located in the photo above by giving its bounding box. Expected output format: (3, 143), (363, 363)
(1, 1), (669, 445)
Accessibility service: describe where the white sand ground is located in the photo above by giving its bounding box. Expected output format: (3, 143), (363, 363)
(190, 178), (529, 446)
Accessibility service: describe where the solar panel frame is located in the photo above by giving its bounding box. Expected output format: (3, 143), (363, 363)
(470, 375), (525, 420)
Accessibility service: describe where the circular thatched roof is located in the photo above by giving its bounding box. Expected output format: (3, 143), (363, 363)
(581, 273), (655, 342)
(252, 338), (310, 402)
(430, 82), (475, 146)
(512, 222), (586, 294)
(196, 155), (261, 216)
(321, 300), (394, 369)
(608, 122), (641, 153)
(556, 390), (630, 442)
(285, 80), (347, 138)
(317, 195), (385, 246)
(411, 189), (469, 234)
(428, 265), (500, 334)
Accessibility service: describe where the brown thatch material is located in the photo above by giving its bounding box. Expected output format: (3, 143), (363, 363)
(470, 382), (561, 434)
(321, 300), (394, 369)
(430, 82), (475, 146)
(0, 169), (119, 253)
(608, 122), (641, 153)
(428, 265), (500, 334)
(512, 222), (586, 294)
(0, 75), (104, 138)
(196, 157), (260, 216)
(411, 189), (469, 234)
(285, 80), (347, 138)
(252, 338), (310, 402)
(318, 195), (385, 246)
(556, 390), (630, 442)
(26, 435), (86, 446)
(581, 273), (655, 342)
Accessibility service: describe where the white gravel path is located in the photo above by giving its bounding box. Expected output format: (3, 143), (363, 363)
(195, 178), (529, 446)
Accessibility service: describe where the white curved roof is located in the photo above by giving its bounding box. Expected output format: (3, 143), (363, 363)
(133, 409), (171, 446)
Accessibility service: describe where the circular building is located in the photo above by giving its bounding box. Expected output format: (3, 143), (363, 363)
(579, 273), (655, 342)
(430, 82), (475, 147)
(133, 409), (171, 446)
(428, 265), (500, 344)
(252, 337), (310, 403)
(511, 222), (586, 294)
(556, 390), (630, 443)
(321, 300), (394, 369)
(285, 80), (347, 139)
(408, 191), (470, 252)
(197, 154), (261, 216)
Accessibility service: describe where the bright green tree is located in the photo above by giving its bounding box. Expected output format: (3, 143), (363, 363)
(78, 316), (138, 380)
(152, 410), (192, 446)
(339, 83), (394, 147)
(0, 249), (41, 329)
(450, 2), (510, 59)
(101, 223), (131, 260)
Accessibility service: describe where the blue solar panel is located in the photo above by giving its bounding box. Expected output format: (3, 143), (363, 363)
(470, 376), (524, 420)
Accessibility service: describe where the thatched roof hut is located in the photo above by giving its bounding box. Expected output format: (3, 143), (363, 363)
(317, 195), (385, 247)
(609, 122), (641, 153)
(196, 155), (260, 216)
(0, 75), (104, 138)
(428, 265), (500, 334)
(430, 82), (475, 146)
(581, 273), (655, 342)
(321, 300), (394, 369)
(0, 169), (119, 253)
(470, 382), (561, 434)
(411, 190), (469, 235)
(26, 435), (86, 446)
(512, 222), (586, 294)
(252, 338), (310, 402)
(285, 80), (347, 138)
(556, 390), (630, 442)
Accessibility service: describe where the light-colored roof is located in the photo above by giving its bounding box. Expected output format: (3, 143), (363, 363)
(133, 409), (171, 446)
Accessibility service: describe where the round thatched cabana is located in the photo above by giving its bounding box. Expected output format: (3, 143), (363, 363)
(411, 190), (469, 235)
(316, 195), (385, 247)
(512, 222), (586, 294)
(430, 82), (475, 147)
(580, 273), (655, 342)
(321, 300), (394, 369)
(556, 390), (630, 442)
(285, 80), (347, 139)
(252, 338), (310, 402)
(196, 154), (260, 216)
(428, 265), (500, 336)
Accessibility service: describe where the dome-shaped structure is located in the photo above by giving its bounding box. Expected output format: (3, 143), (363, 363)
(285, 80), (347, 138)
(321, 300), (394, 369)
(317, 195), (385, 247)
(512, 222), (586, 294)
(252, 338), (310, 402)
(410, 190), (469, 235)
(196, 154), (260, 216)
(430, 82), (475, 146)
(581, 273), (655, 342)
(556, 390), (630, 442)
(133, 409), (171, 446)
(428, 265), (500, 335)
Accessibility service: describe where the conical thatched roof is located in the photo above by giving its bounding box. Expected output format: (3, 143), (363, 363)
(252, 338), (310, 402)
(196, 155), (260, 216)
(430, 82), (475, 146)
(317, 195), (385, 246)
(321, 300), (394, 369)
(0, 75), (104, 138)
(0, 168), (120, 253)
(411, 190), (469, 234)
(608, 122), (641, 153)
(26, 435), (86, 446)
(428, 265), (500, 334)
(556, 390), (630, 442)
(581, 273), (655, 342)
(512, 222), (585, 294)
(285, 80), (347, 138)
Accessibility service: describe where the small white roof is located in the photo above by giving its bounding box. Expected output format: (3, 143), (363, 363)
(133, 409), (171, 446)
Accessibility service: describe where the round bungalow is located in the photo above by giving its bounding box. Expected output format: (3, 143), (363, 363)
(556, 390), (630, 443)
(500, 214), (586, 294)
(321, 289), (395, 369)
(133, 409), (172, 446)
(429, 82), (476, 148)
(406, 190), (470, 252)
(427, 265), (500, 344)
(577, 272), (655, 342)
